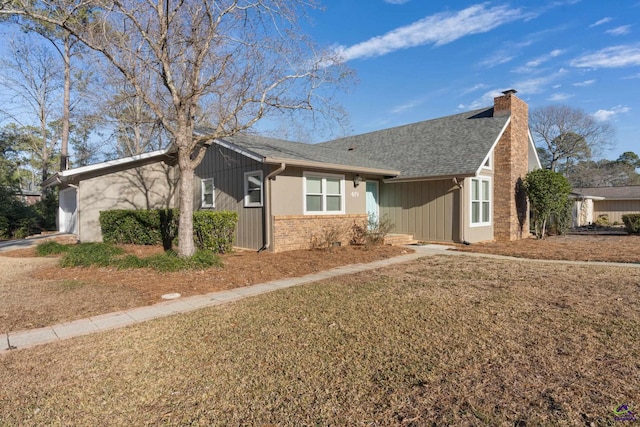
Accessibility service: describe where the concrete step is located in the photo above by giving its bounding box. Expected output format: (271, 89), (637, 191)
(383, 233), (417, 246)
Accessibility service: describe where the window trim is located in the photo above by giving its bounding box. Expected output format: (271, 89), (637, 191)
(201, 177), (215, 208)
(470, 176), (491, 227)
(243, 170), (264, 208)
(303, 172), (346, 215)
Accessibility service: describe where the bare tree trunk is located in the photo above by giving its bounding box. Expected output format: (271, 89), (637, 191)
(39, 104), (49, 183)
(177, 144), (196, 257)
(60, 32), (71, 171)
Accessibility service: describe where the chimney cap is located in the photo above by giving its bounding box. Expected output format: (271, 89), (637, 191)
(502, 89), (517, 96)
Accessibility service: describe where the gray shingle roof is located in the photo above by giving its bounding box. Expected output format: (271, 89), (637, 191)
(319, 107), (509, 179)
(220, 133), (398, 174)
(573, 186), (640, 200)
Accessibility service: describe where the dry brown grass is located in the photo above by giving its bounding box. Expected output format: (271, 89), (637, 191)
(1, 255), (639, 425)
(0, 245), (409, 333)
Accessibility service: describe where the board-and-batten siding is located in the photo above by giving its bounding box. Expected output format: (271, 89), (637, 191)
(196, 145), (266, 250)
(593, 200), (640, 224)
(379, 180), (458, 243)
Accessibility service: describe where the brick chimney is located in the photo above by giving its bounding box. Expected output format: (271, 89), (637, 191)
(492, 89), (530, 241)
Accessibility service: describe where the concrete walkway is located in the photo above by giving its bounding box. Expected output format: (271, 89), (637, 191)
(0, 233), (76, 252)
(3, 244), (638, 354)
(1, 244), (454, 354)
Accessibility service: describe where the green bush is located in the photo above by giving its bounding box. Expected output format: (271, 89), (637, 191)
(100, 209), (177, 247)
(594, 214), (610, 227)
(100, 209), (237, 253)
(622, 214), (640, 234)
(0, 186), (44, 239)
(60, 243), (125, 267)
(36, 241), (71, 256)
(193, 211), (238, 253)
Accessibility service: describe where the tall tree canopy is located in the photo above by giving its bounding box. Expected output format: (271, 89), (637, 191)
(1, 0), (351, 256)
(530, 105), (615, 173)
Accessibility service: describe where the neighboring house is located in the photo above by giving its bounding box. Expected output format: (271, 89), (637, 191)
(43, 90), (541, 252)
(19, 189), (42, 206)
(42, 149), (178, 240)
(572, 186), (640, 226)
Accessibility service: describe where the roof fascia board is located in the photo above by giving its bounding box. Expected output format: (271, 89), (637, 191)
(213, 138), (264, 163)
(60, 148), (171, 178)
(264, 156), (399, 177)
(42, 148), (172, 189)
(384, 173), (475, 184)
(570, 193), (606, 200)
(474, 116), (511, 176)
(529, 129), (542, 169)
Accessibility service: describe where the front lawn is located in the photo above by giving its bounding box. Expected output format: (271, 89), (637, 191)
(1, 255), (638, 425)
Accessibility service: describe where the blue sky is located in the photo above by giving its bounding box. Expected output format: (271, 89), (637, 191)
(304, 0), (640, 160)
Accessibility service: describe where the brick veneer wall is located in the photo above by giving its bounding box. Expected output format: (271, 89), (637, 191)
(493, 92), (530, 241)
(272, 214), (367, 252)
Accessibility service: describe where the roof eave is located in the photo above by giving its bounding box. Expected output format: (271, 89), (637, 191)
(41, 148), (173, 188)
(384, 172), (476, 183)
(264, 156), (399, 177)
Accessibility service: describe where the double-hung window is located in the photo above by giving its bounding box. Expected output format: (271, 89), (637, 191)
(244, 171), (263, 207)
(304, 173), (345, 214)
(471, 177), (491, 226)
(201, 178), (215, 208)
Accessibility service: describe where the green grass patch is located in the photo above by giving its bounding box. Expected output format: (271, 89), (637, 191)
(59, 243), (125, 268)
(55, 242), (220, 271)
(130, 249), (221, 272)
(35, 241), (71, 256)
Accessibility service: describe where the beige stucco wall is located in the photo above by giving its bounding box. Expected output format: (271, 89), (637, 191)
(76, 162), (178, 242)
(270, 166), (366, 216)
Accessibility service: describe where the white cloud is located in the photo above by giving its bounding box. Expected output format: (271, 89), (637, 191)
(573, 79), (596, 87)
(590, 17), (613, 27)
(548, 93), (572, 101)
(461, 83), (489, 95)
(515, 49), (565, 73)
(593, 105), (631, 121)
(480, 51), (516, 68)
(390, 99), (423, 114)
(335, 4), (526, 62)
(571, 44), (640, 68)
(606, 25), (632, 36)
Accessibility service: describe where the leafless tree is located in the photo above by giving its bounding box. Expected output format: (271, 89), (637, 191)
(0, 37), (63, 183)
(1, 0), (351, 256)
(530, 105), (615, 172)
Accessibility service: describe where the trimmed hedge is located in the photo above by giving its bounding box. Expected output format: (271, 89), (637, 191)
(99, 209), (238, 253)
(622, 213), (640, 234)
(193, 210), (238, 253)
(100, 209), (177, 248)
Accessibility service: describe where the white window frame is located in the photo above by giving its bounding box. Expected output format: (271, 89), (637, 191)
(303, 172), (346, 215)
(201, 178), (215, 208)
(244, 170), (264, 207)
(470, 176), (491, 227)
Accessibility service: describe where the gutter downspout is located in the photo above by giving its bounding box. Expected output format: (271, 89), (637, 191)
(258, 163), (286, 252)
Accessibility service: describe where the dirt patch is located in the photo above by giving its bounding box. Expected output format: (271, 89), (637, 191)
(0, 244), (409, 333)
